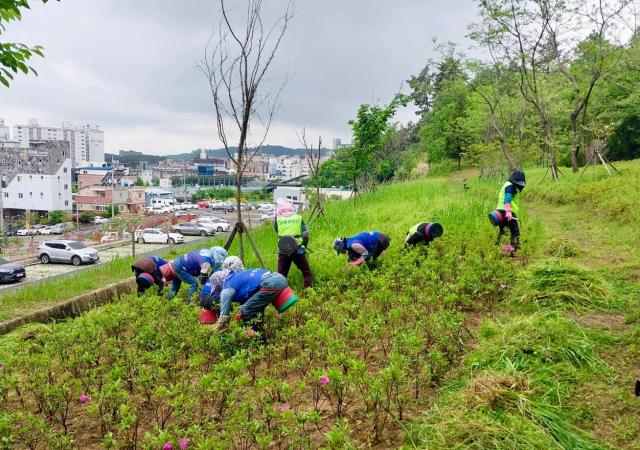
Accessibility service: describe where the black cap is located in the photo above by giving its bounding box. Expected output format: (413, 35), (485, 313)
(509, 170), (526, 188)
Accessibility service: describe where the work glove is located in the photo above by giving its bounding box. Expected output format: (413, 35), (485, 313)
(349, 258), (364, 267)
(213, 315), (231, 332)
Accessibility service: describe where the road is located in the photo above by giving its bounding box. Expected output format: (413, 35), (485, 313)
(0, 209), (269, 295)
(0, 234), (212, 295)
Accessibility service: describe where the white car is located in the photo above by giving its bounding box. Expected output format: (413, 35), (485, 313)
(94, 216), (109, 225)
(260, 213), (275, 222)
(17, 227), (40, 236)
(197, 217), (232, 232)
(258, 206), (276, 214)
(39, 226), (54, 235)
(135, 228), (184, 244)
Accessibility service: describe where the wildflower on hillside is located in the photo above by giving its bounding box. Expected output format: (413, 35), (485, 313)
(162, 443), (173, 450)
(499, 284), (507, 290)
(0, 364), (4, 371)
(319, 375), (330, 385)
(178, 438), (189, 450)
(79, 393), (90, 404)
(45, 412), (53, 422)
(501, 244), (515, 254)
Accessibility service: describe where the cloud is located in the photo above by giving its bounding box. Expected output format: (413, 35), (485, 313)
(1, 0), (478, 155)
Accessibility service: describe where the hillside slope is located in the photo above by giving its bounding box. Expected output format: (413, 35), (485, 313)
(0, 161), (638, 448)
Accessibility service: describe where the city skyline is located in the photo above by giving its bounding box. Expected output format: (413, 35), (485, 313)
(0, 0), (477, 155)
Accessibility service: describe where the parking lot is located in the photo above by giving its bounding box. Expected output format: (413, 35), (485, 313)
(0, 208), (268, 295)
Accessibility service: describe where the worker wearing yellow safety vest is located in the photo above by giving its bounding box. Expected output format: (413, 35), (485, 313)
(496, 170), (526, 253)
(404, 222), (444, 247)
(274, 202), (313, 288)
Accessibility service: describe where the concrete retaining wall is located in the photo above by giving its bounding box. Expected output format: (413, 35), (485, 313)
(0, 278), (135, 335)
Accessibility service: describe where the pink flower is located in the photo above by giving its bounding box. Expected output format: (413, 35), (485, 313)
(45, 413), (53, 422)
(318, 375), (330, 385)
(0, 364), (4, 371)
(79, 393), (90, 404)
(499, 284), (507, 290)
(162, 443), (173, 450)
(280, 403), (290, 411)
(501, 245), (515, 254)
(179, 438), (189, 450)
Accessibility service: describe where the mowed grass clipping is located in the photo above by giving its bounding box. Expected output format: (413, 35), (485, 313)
(519, 259), (613, 310)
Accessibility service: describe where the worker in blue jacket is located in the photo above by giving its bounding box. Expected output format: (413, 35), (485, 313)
(333, 231), (391, 266)
(168, 246), (227, 303)
(131, 255), (169, 295)
(207, 268), (288, 333)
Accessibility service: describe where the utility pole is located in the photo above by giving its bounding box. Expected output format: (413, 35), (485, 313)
(111, 155), (115, 219)
(0, 175), (5, 252)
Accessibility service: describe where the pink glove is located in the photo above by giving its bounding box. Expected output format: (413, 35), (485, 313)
(349, 258), (364, 267)
(505, 210), (513, 221)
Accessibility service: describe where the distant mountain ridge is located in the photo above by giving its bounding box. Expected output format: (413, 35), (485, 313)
(107, 145), (332, 166)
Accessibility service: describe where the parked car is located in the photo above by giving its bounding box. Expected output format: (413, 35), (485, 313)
(43, 223), (73, 235)
(135, 228), (184, 244)
(171, 222), (216, 237)
(0, 257), (26, 283)
(94, 216), (109, 225)
(17, 227), (39, 236)
(197, 218), (231, 232)
(209, 201), (235, 212)
(258, 206), (276, 214)
(37, 240), (99, 266)
(260, 213), (275, 222)
(182, 202), (198, 209)
(3, 225), (20, 236)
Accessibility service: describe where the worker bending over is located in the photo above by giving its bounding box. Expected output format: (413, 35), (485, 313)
(131, 255), (169, 295)
(404, 222), (444, 247)
(168, 246), (227, 303)
(274, 202), (313, 288)
(210, 269), (289, 334)
(333, 231), (390, 266)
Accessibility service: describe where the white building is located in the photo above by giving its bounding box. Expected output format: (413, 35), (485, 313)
(272, 184), (351, 210)
(0, 141), (73, 213)
(12, 119), (105, 166)
(0, 119), (10, 141)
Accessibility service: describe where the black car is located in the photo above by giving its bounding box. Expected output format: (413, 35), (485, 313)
(0, 257), (26, 283)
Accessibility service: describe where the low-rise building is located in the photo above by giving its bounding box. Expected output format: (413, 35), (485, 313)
(73, 185), (145, 214)
(0, 141), (73, 213)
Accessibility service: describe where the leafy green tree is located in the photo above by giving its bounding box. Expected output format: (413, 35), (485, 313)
(316, 159), (353, 188)
(0, 0), (57, 87)
(135, 178), (144, 186)
(151, 177), (160, 187)
(346, 93), (409, 193)
(79, 211), (95, 224)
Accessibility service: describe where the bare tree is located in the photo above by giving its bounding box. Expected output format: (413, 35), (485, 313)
(477, 0), (566, 180)
(296, 127), (325, 222)
(550, 0), (633, 172)
(199, 0), (294, 262)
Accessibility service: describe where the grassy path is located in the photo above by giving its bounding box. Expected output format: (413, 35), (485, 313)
(405, 162), (640, 449)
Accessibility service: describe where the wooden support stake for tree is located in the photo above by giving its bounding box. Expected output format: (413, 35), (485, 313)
(223, 222), (265, 269)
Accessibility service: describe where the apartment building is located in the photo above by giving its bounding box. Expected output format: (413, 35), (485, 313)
(12, 119), (105, 165)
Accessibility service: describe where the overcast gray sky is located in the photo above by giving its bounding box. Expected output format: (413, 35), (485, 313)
(1, 0), (478, 155)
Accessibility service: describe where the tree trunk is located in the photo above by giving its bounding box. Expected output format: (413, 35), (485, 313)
(570, 112), (580, 173)
(235, 150), (245, 260)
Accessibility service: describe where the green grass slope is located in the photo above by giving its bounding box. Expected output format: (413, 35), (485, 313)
(0, 161), (638, 449)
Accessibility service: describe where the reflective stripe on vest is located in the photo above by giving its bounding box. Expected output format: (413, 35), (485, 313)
(276, 214), (303, 237)
(497, 182), (519, 213)
(409, 223), (422, 235)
